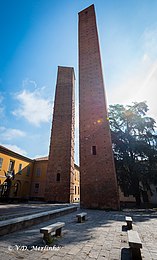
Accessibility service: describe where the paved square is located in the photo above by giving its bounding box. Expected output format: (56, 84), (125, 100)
(0, 208), (157, 259)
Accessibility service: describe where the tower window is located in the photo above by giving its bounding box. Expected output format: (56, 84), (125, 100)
(56, 173), (60, 182)
(92, 146), (97, 155)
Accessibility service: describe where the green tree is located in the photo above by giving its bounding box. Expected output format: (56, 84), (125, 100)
(109, 101), (157, 206)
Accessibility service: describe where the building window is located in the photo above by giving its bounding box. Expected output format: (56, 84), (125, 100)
(78, 186), (79, 195)
(0, 158), (3, 169)
(1, 181), (7, 196)
(26, 166), (31, 176)
(56, 173), (60, 182)
(75, 186), (76, 195)
(34, 183), (39, 193)
(18, 164), (22, 174)
(36, 168), (41, 177)
(8, 160), (15, 172)
(92, 146), (97, 155)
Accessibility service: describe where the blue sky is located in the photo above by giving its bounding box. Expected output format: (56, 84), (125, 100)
(0, 0), (157, 165)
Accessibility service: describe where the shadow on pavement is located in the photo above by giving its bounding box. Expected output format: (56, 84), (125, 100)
(121, 248), (131, 260)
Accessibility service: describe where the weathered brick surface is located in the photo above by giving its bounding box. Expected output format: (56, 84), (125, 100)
(45, 66), (75, 203)
(78, 5), (119, 209)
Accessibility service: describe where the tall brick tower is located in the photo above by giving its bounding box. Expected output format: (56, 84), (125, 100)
(45, 66), (75, 203)
(79, 5), (119, 209)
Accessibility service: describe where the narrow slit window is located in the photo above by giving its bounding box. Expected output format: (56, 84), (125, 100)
(92, 146), (97, 155)
(56, 173), (60, 182)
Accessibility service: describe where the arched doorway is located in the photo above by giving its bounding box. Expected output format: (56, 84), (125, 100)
(21, 181), (30, 199)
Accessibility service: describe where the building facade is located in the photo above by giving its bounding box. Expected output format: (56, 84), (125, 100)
(30, 157), (48, 200)
(0, 146), (79, 202)
(0, 145), (33, 200)
(45, 66), (75, 203)
(1, 145), (157, 206)
(79, 5), (119, 209)
(74, 164), (80, 202)
(30, 157), (79, 202)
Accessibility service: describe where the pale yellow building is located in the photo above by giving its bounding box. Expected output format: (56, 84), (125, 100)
(30, 156), (80, 202)
(0, 146), (80, 202)
(30, 157), (48, 200)
(74, 164), (80, 202)
(0, 145), (33, 200)
(1, 145), (156, 205)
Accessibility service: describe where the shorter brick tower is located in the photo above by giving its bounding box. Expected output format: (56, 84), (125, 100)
(45, 66), (75, 203)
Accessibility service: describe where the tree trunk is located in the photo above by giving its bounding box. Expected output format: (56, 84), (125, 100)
(134, 179), (141, 207)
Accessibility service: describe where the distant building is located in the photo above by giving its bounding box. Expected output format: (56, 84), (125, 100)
(73, 164), (80, 202)
(30, 156), (48, 200)
(0, 145), (79, 202)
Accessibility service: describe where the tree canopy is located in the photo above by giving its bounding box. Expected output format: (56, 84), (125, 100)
(108, 101), (157, 205)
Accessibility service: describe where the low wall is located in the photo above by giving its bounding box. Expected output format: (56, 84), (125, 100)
(0, 205), (77, 236)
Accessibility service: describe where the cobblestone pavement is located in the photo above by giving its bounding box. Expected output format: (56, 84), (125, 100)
(0, 208), (157, 260)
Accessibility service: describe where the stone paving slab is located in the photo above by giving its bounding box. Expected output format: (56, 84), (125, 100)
(0, 203), (74, 220)
(0, 208), (157, 259)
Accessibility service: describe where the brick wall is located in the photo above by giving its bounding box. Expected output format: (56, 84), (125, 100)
(45, 66), (75, 203)
(79, 5), (119, 209)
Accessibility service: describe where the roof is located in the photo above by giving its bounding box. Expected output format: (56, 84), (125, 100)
(35, 156), (48, 161)
(0, 145), (80, 169)
(34, 155), (80, 169)
(0, 145), (33, 162)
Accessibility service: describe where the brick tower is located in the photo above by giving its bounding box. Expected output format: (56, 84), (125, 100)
(45, 66), (75, 203)
(79, 5), (119, 209)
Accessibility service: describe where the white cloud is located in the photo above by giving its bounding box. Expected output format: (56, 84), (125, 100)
(0, 127), (26, 140)
(22, 78), (37, 90)
(1, 143), (27, 156)
(12, 88), (52, 126)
